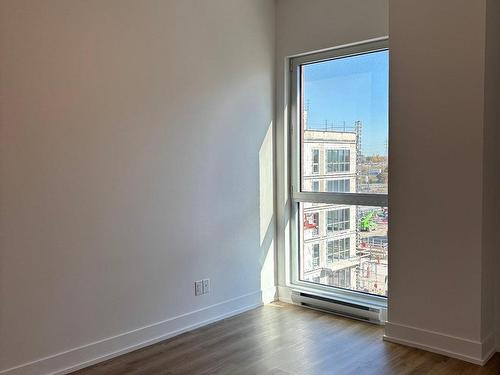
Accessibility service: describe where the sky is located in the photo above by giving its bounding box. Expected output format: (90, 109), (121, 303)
(303, 50), (388, 156)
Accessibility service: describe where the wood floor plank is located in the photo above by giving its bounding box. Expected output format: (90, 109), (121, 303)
(72, 303), (500, 375)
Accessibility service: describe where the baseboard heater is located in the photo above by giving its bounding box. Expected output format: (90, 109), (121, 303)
(291, 290), (384, 325)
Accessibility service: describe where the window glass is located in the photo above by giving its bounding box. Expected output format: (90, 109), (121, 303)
(294, 45), (389, 298)
(300, 50), (388, 194)
(300, 203), (388, 296)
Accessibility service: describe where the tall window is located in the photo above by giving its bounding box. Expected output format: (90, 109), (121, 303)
(291, 40), (388, 299)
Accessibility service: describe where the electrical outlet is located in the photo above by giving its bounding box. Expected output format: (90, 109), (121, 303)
(195, 280), (203, 296)
(202, 279), (210, 294)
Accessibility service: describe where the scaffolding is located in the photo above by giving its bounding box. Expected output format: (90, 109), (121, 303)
(354, 120), (363, 292)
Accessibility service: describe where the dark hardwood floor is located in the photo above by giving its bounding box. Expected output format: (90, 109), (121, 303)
(73, 302), (500, 375)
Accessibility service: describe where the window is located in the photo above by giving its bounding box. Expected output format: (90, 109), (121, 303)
(312, 244), (320, 268)
(327, 208), (350, 232)
(331, 268), (352, 289)
(311, 149), (319, 174)
(327, 149), (350, 173)
(327, 242), (334, 263)
(291, 40), (389, 299)
(326, 179), (350, 193)
(327, 237), (350, 260)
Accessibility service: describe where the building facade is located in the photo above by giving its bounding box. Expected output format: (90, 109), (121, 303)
(300, 126), (388, 296)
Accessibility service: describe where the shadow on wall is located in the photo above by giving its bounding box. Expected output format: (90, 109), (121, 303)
(259, 121), (277, 303)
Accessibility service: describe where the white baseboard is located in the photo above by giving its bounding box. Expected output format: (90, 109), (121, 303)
(384, 321), (496, 365)
(261, 286), (278, 304)
(277, 285), (293, 304)
(0, 291), (264, 375)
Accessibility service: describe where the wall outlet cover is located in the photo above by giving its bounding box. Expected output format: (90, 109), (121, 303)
(202, 279), (210, 294)
(195, 281), (203, 296)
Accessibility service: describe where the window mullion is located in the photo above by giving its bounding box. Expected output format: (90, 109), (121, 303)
(292, 191), (388, 207)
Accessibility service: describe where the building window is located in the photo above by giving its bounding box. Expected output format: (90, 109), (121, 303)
(311, 180), (320, 192)
(312, 243), (320, 268)
(312, 149), (319, 174)
(332, 268), (352, 289)
(327, 238), (350, 261)
(326, 179), (350, 193)
(327, 149), (350, 173)
(327, 208), (350, 232)
(327, 242), (334, 264)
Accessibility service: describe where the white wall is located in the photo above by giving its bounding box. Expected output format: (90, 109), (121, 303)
(0, 1), (275, 374)
(386, 0), (497, 364)
(274, 0), (389, 299)
(2, 1), (498, 373)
